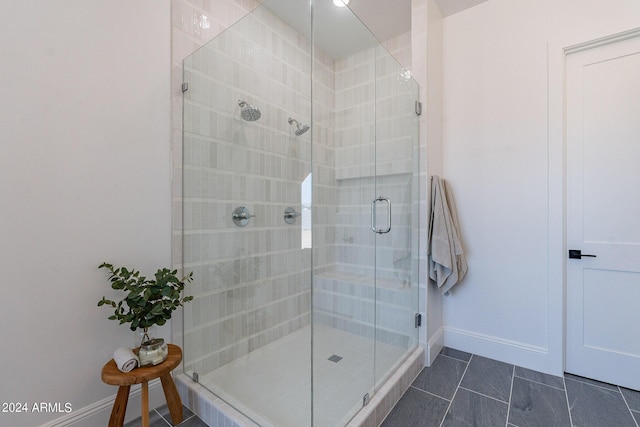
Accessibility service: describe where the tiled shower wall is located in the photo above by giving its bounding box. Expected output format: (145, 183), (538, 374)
(313, 38), (419, 347)
(180, 5), (331, 375)
(332, 41), (416, 281)
(171, 0), (261, 356)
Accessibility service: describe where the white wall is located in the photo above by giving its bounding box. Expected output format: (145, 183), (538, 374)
(441, 0), (640, 374)
(0, 1), (171, 426)
(422, 0), (445, 364)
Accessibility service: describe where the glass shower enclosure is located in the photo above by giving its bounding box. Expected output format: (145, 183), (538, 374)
(181, 0), (420, 425)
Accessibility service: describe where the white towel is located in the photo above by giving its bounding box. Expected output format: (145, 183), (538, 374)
(113, 347), (139, 372)
(428, 176), (468, 294)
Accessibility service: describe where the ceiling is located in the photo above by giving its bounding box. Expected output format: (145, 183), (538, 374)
(264, 0), (490, 59)
(434, 0), (490, 17)
(348, 0), (411, 43)
(350, 0), (492, 39)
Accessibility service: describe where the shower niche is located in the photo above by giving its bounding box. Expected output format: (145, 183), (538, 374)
(180, 0), (421, 425)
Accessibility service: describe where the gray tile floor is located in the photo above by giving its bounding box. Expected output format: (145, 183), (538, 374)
(131, 347), (640, 427)
(123, 404), (207, 427)
(382, 347), (640, 427)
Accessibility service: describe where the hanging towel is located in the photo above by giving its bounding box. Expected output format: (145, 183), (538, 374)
(428, 175), (468, 294)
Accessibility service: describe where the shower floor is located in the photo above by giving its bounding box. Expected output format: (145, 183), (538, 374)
(198, 323), (408, 427)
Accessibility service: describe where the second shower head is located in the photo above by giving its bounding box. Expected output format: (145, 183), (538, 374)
(238, 99), (261, 122)
(288, 117), (310, 136)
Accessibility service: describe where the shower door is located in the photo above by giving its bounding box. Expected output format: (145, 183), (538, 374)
(372, 44), (421, 391)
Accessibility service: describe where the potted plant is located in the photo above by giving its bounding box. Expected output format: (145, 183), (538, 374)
(97, 262), (193, 365)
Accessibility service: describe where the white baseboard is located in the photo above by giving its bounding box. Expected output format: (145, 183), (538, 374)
(39, 379), (164, 427)
(443, 326), (560, 376)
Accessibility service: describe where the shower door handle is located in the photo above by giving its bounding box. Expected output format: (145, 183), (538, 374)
(371, 197), (391, 234)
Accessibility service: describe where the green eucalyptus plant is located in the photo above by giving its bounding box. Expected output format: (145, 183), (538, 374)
(97, 262), (193, 332)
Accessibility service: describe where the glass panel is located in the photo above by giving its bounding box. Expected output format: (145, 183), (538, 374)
(182, 1), (312, 426)
(311, 1), (379, 426)
(374, 45), (420, 388)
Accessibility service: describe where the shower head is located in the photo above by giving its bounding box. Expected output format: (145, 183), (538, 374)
(296, 123), (310, 136)
(238, 99), (261, 121)
(288, 117), (310, 136)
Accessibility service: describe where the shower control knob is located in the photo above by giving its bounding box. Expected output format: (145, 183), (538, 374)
(232, 206), (255, 227)
(283, 207), (301, 224)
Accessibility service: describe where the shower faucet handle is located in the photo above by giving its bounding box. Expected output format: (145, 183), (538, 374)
(232, 206), (255, 227)
(233, 211), (256, 219)
(283, 207), (301, 224)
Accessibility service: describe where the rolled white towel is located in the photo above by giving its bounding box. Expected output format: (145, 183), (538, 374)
(113, 347), (139, 372)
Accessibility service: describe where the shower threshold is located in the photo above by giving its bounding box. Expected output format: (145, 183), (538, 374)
(176, 324), (424, 427)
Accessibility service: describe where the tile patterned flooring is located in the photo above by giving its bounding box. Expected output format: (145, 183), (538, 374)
(382, 347), (640, 427)
(123, 404), (207, 427)
(128, 347), (640, 427)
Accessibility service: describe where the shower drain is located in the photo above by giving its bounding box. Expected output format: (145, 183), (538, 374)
(328, 354), (343, 363)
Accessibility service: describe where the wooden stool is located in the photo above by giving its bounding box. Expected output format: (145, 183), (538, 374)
(101, 344), (183, 427)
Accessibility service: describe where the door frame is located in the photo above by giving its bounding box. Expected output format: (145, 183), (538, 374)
(547, 22), (640, 376)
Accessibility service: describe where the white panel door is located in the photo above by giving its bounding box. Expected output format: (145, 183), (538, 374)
(566, 33), (640, 390)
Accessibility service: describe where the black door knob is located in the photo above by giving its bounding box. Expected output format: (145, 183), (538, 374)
(568, 249), (597, 259)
